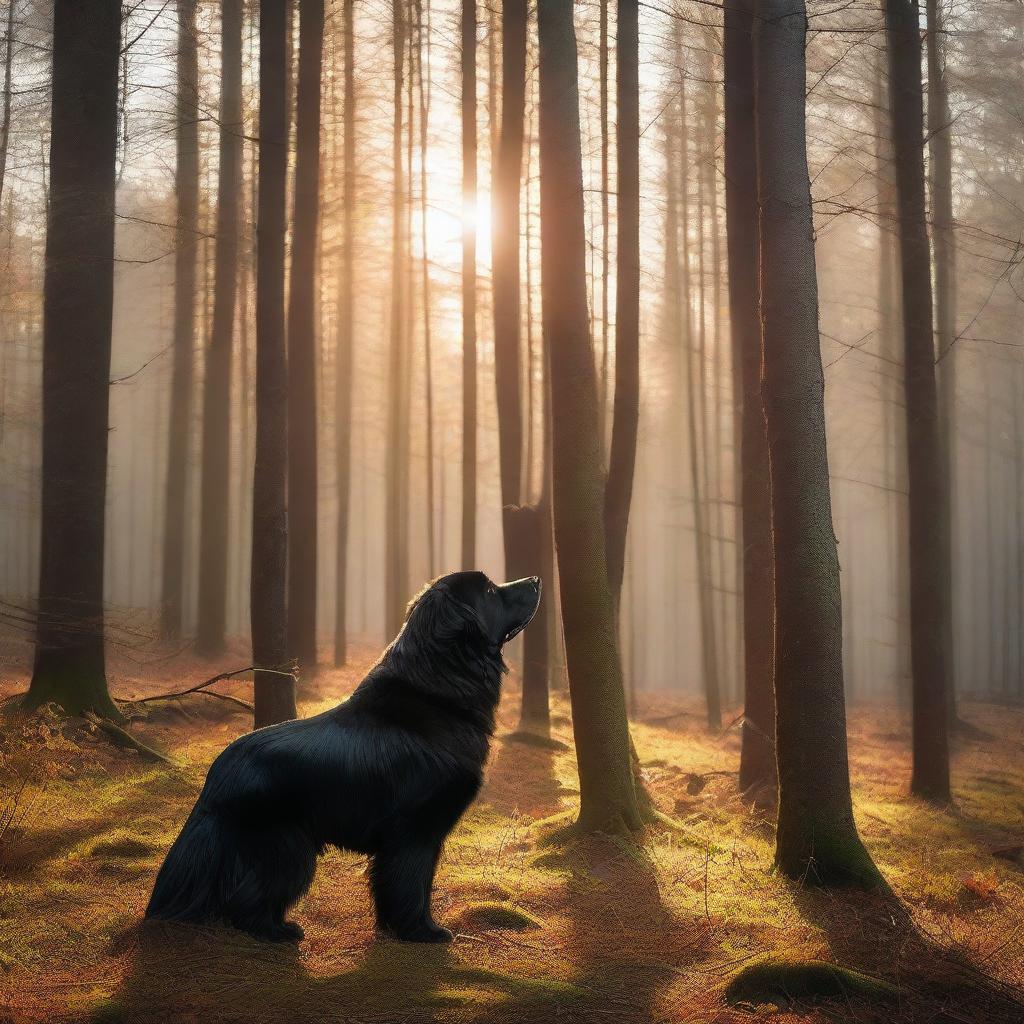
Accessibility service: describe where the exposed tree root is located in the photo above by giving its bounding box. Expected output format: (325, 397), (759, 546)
(535, 809), (641, 846)
(643, 809), (718, 850)
(82, 712), (173, 765)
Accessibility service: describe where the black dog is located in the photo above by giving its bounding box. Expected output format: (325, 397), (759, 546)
(145, 571), (541, 943)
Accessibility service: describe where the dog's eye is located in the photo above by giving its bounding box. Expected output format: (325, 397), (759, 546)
(486, 585), (497, 596)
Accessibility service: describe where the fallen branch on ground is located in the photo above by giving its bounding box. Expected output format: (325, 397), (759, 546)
(121, 666), (296, 714)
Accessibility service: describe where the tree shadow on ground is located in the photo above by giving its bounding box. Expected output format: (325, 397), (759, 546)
(472, 831), (716, 1024)
(790, 886), (1024, 1024)
(1, 779), (187, 878)
(102, 830), (714, 1024)
(103, 919), (588, 1024)
(480, 732), (565, 820)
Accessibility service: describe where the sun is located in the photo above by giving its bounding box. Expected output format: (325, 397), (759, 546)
(464, 191), (493, 263)
(420, 189), (493, 271)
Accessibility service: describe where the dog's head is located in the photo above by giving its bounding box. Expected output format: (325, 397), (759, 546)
(389, 572), (543, 708)
(404, 571), (542, 652)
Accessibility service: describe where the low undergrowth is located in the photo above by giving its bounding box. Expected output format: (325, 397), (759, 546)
(0, 640), (1022, 1022)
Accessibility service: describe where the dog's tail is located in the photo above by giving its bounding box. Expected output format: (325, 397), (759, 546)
(145, 803), (237, 923)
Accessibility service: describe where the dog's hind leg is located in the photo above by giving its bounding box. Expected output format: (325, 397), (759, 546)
(223, 827), (318, 943)
(369, 841), (451, 943)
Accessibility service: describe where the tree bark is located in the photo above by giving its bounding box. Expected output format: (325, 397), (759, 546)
(492, 0), (525, 524)
(460, 0), (478, 571)
(598, 0), (610, 432)
(707, 84), (731, 701)
(196, 0), (243, 658)
(724, 0), (776, 795)
(385, 0), (410, 638)
(25, 0), (122, 721)
(286, 0), (324, 673)
(885, 0), (952, 802)
(161, 0), (200, 641)
(755, 0), (885, 886)
(926, 0), (958, 730)
(491, 0), (549, 732)
(334, 0), (356, 667)
(415, 0), (437, 576)
(538, 0), (640, 834)
(677, 65), (721, 733)
(0, 0), (14, 210)
(252, 0), (296, 728)
(874, 56), (911, 708)
(603, 0), (640, 608)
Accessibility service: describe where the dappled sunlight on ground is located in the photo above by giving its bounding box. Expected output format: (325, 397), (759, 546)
(1, 641), (1022, 1022)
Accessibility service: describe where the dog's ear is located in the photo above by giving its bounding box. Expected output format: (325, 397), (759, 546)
(403, 584), (489, 649)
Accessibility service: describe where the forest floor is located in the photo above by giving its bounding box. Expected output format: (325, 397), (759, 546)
(1, 638), (1023, 1023)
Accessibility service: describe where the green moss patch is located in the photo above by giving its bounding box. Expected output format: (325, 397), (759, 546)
(454, 901), (544, 932)
(88, 830), (159, 858)
(725, 957), (899, 1009)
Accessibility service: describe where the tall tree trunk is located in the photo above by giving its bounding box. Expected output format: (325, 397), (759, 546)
(708, 83), (731, 701)
(664, 44), (683, 680)
(725, 0), (775, 795)
(161, 0), (200, 640)
(236, 115), (257, 638)
(403, 15), (415, 590)
(0, 0), (14, 209)
(286, 0), (324, 673)
(886, 0), (952, 802)
(385, 0), (409, 638)
(492, 0), (525, 528)
(24, 0), (122, 721)
(678, 66), (721, 733)
(196, 0), (243, 658)
(460, 0), (477, 571)
(874, 56), (910, 707)
(755, 0), (885, 887)
(598, 0), (610, 432)
(334, 0), (356, 667)
(415, 0), (437, 576)
(538, 0), (640, 834)
(491, 0), (549, 732)
(603, 0), (640, 608)
(926, 0), (958, 729)
(529, 86), (561, 700)
(252, 0), (296, 728)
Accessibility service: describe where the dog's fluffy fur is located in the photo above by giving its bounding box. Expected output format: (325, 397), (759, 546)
(145, 571), (541, 943)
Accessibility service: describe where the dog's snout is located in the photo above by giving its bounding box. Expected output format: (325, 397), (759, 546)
(504, 575), (540, 591)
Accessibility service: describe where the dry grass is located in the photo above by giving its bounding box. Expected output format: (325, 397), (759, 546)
(0, 639), (1022, 1023)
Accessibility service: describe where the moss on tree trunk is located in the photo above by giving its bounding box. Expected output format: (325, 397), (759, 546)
(25, 652), (123, 723)
(754, 0), (886, 889)
(537, 0), (642, 837)
(28, 1), (122, 725)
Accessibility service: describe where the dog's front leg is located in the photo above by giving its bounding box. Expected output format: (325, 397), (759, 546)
(369, 842), (452, 943)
